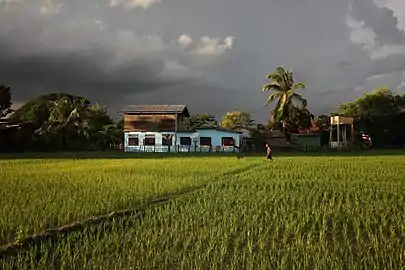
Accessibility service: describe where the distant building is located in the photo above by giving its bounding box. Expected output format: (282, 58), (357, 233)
(119, 105), (242, 153)
(289, 133), (321, 150)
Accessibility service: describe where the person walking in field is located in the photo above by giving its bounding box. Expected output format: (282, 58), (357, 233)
(265, 144), (273, 162)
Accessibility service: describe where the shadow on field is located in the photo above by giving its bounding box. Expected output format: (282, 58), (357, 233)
(0, 163), (263, 259)
(1, 149), (405, 160)
(0, 190), (188, 259)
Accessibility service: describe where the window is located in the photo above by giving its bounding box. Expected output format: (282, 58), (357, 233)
(144, 135), (155, 146)
(180, 137), (191, 146)
(200, 137), (211, 146)
(162, 134), (172, 146)
(222, 137), (234, 146)
(128, 135), (139, 146)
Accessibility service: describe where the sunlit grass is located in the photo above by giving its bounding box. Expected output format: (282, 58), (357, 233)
(0, 156), (257, 245)
(1, 152), (405, 269)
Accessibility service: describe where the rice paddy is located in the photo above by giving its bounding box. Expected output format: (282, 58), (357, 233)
(1, 151), (405, 269)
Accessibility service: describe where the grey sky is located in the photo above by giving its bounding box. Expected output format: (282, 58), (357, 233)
(1, 0), (405, 122)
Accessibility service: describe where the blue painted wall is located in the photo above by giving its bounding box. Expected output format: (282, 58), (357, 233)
(124, 129), (240, 153)
(196, 129), (240, 152)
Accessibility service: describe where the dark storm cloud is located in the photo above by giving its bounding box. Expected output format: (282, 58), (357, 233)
(1, 0), (405, 122)
(346, 0), (405, 96)
(351, 0), (405, 45)
(0, 47), (176, 101)
(0, 52), (192, 104)
(0, 3), (208, 104)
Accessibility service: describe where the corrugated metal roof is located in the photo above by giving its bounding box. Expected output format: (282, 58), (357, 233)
(195, 127), (242, 134)
(118, 105), (189, 116)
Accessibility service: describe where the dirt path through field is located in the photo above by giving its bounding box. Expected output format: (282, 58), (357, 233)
(0, 162), (264, 258)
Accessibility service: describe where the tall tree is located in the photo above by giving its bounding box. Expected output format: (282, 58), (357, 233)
(220, 111), (255, 130)
(185, 113), (218, 129)
(0, 85), (12, 118)
(314, 114), (330, 129)
(288, 107), (314, 132)
(36, 97), (90, 149)
(10, 93), (90, 128)
(7, 92), (119, 150)
(334, 87), (405, 146)
(84, 102), (115, 149)
(108, 118), (124, 146)
(84, 102), (113, 134)
(263, 67), (307, 130)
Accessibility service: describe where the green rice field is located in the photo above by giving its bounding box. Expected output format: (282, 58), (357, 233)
(1, 151), (405, 269)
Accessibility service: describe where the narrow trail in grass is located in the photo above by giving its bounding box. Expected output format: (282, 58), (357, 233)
(1, 157), (263, 245)
(0, 162), (264, 258)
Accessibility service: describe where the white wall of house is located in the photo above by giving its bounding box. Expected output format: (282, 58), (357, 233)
(124, 129), (241, 153)
(124, 131), (190, 152)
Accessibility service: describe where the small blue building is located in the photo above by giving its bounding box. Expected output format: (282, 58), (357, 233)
(120, 104), (242, 153)
(124, 128), (242, 153)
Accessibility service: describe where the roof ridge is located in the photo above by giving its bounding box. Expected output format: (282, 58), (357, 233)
(118, 105), (190, 116)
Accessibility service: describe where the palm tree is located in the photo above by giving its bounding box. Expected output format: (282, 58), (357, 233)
(36, 97), (90, 149)
(263, 66), (307, 131)
(84, 102), (112, 134)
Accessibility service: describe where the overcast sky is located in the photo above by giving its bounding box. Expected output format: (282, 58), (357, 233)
(1, 0), (405, 122)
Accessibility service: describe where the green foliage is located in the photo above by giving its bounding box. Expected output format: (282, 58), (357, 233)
(315, 114), (330, 128)
(7, 93), (118, 150)
(10, 93), (90, 127)
(185, 113), (218, 129)
(334, 87), (405, 146)
(220, 111), (255, 130)
(104, 118), (124, 146)
(115, 118), (124, 130)
(0, 85), (12, 118)
(36, 98), (89, 135)
(81, 102), (117, 149)
(101, 118), (124, 146)
(287, 107), (314, 132)
(1, 154), (405, 268)
(335, 87), (405, 118)
(263, 66), (307, 126)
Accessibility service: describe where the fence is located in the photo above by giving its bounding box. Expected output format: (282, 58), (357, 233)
(124, 145), (239, 153)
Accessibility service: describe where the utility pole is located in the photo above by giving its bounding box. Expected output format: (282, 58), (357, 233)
(238, 111), (242, 151)
(174, 110), (178, 153)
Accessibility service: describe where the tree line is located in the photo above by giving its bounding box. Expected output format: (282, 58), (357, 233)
(1, 66), (405, 152)
(0, 91), (123, 151)
(218, 67), (405, 148)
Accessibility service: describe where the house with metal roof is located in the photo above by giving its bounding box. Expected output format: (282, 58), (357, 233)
(119, 104), (242, 153)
